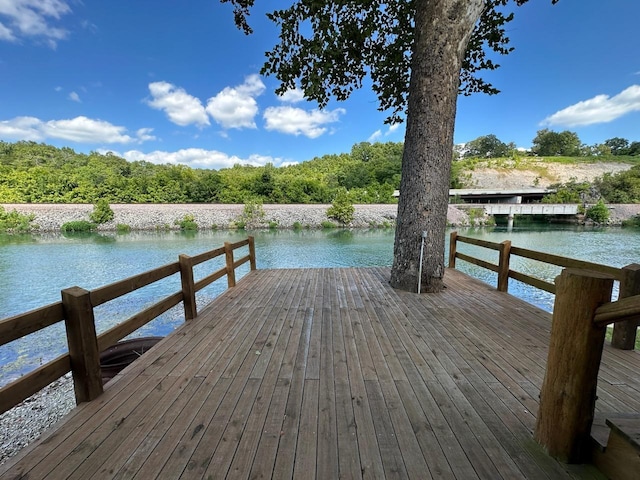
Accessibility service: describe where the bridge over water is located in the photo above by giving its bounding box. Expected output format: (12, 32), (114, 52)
(467, 203), (579, 215)
(455, 202), (580, 228)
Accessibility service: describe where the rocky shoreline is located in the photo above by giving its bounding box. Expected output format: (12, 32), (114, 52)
(1, 203), (475, 232)
(3, 202), (640, 233)
(0, 375), (75, 466)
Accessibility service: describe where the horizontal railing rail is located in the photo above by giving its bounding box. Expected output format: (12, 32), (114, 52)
(448, 231), (639, 350)
(594, 293), (640, 327)
(0, 236), (256, 415)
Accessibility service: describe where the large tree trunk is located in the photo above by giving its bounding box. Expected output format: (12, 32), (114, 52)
(390, 0), (484, 292)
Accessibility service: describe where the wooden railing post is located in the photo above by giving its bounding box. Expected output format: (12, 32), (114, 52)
(448, 231), (458, 268)
(248, 236), (257, 271)
(61, 286), (103, 404)
(534, 269), (613, 463)
(497, 240), (511, 292)
(179, 254), (197, 321)
(225, 241), (236, 288)
(611, 263), (640, 350)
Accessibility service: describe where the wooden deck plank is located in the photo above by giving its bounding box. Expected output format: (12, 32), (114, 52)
(292, 379), (319, 480)
(130, 377), (233, 479)
(111, 376), (209, 478)
(10, 370), (179, 479)
(338, 270), (386, 479)
(178, 271), (296, 478)
(270, 272), (318, 480)
(378, 378), (431, 479)
(3, 266), (637, 479)
(316, 269), (339, 480)
(332, 270), (363, 479)
(364, 378), (409, 479)
(247, 273), (319, 479)
(394, 380), (456, 479)
(226, 272), (308, 479)
(66, 374), (193, 480)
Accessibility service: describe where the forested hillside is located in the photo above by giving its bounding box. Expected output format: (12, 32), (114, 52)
(0, 141), (402, 204)
(2, 134), (640, 205)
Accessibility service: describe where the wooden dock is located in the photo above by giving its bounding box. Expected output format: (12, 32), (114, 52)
(2, 267), (639, 479)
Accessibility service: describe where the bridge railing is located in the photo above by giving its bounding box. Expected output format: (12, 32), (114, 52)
(448, 231), (640, 350)
(0, 237), (256, 415)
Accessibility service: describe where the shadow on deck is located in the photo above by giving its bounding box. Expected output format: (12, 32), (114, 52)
(2, 267), (639, 479)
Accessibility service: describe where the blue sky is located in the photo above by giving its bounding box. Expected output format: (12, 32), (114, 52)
(0, 0), (639, 169)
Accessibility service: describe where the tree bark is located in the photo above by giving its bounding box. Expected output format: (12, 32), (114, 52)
(390, 0), (484, 292)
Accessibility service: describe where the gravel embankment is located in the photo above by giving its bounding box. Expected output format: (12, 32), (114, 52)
(1, 203), (473, 232)
(0, 375), (75, 466)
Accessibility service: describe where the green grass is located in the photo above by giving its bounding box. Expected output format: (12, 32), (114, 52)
(321, 220), (337, 229)
(61, 220), (96, 233)
(458, 155), (640, 168)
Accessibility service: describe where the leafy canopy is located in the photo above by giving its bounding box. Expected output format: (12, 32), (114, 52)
(532, 129), (582, 156)
(463, 134), (512, 158)
(221, 0), (557, 123)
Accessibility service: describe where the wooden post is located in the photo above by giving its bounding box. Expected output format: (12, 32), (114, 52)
(497, 240), (511, 292)
(611, 263), (640, 350)
(179, 254), (197, 321)
(448, 231), (458, 268)
(61, 286), (103, 404)
(248, 236), (257, 271)
(534, 269), (614, 463)
(225, 241), (236, 288)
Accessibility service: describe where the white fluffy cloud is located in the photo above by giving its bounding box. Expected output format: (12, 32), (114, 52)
(144, 75), (341, 137)
(278, 88), (305, 103)
(367, 130), (382, 142)
(542, 85), (640, 127)
(68, 91), (80, 102)
(0, 116), (43, 140)
(0, 115), (153, 144)
(146, 82), (210, 127)
(120, 148), (283, 170)
(368, 122), (402, 143)
(0, 21), (14, 41)
(0, 0), (71, 47)
(263, 106), (345, 138)
(206, 74), (266, 129)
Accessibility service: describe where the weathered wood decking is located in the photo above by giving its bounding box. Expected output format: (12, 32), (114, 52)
(2, 267), (639, 479)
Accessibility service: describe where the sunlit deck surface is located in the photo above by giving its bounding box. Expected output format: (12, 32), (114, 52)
(2, 267), (639, 479)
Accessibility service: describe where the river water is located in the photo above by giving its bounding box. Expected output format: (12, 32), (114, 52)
(1, 225), (638, 386)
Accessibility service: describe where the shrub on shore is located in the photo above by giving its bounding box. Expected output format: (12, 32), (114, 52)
(61, 220), (96, 233)
(0, 206), (38, 233)
(586, 200), (610, 224)
(90, 199), (114, 224)
(326, 188), (355, 225)
(175, 214), (198, 231)
(621, 215), (640, 228)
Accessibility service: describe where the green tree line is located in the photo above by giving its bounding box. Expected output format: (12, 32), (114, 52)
(0, 140), (402, 204)
(458, 130), (640, 159)
(2, 132), (639, 205)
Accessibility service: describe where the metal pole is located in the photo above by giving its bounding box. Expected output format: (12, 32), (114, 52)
(417, 231), (427, 293)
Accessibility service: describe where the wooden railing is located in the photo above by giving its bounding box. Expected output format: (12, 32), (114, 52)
(534, 269), (640, 463)
(0, 236), (256, 415)
(448, 231), (640, 350)
(448, 231), (640, 462)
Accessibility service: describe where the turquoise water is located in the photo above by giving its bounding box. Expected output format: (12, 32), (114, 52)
(1, 225), (638, 385)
